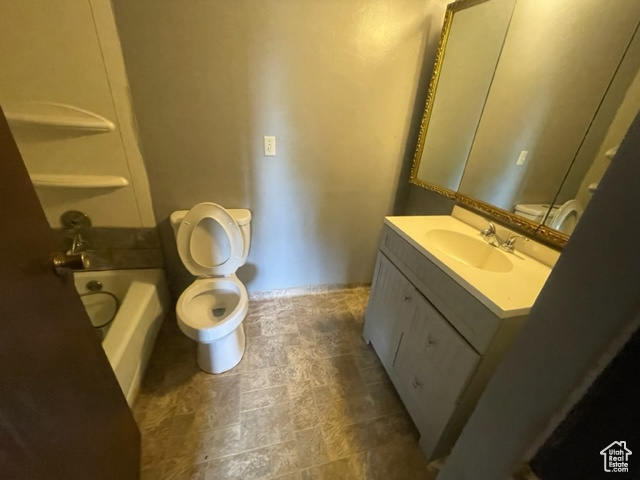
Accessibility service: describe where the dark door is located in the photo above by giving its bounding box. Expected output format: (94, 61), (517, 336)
(531, 326), (640, 480)
(0, 107), (140, 479)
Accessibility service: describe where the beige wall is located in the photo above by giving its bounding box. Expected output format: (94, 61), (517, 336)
(112, 0), (448, 293)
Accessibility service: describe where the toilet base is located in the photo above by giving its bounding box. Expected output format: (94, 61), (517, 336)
(197, 323), (246, 374)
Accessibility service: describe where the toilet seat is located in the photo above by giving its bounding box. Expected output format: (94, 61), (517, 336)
(176, 202), (244, 277)
(177, 275), (248, 343)
(550, 200), (583, 234)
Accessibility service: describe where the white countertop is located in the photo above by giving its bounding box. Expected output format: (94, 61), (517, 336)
(384, 215), (553, 318)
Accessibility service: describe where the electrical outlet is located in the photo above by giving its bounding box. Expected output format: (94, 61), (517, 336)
(264, 136), (276, 156)
(516, 150), (528, 166)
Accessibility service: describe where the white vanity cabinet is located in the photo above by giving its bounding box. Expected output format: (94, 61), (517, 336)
(364, 224), (531, 460)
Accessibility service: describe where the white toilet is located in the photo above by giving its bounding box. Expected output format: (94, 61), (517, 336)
(170, 203), (252, 374)
(514, 203), (559, 225)
(549, 199), (583, 235)
(514, 201), (583, 234)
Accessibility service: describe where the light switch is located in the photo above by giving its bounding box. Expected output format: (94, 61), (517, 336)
(264, 136), (276, 156)
(516, 150), (528, 166)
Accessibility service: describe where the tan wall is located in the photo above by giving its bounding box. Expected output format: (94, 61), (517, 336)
(112, 0), (448, 292)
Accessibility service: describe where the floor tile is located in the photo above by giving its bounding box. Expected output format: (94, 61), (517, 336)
(362, 439), (433, 479)
(195, 376), (241, 430)
(268, 359), (329, 387)
(135, 287), (432, 479)
(320, 412), (417, 460)
(359, 365), (390, 385)
(138, 391), (177, 433)
(295, 427), (330, 469)
(299, 454), (366, 480)
(241, 385), (289, 411)
(314, 331), (354, 358)
(140, 423), (171, 466)
(199, 424), (243, 462)
(240, 368), (272, 392)
(319, 355), (368, 397)
(352, 343), (383, 371)
(239, 403), (295, 451)
(243, 335), (291, 371)
(259, 315), (300, 337)
(271, 472), (302, 480)
(163, 458), (210, 480)
(288, 381), (320, 431)
(205, 440), (298, 480)
(314, 389), (399, 427)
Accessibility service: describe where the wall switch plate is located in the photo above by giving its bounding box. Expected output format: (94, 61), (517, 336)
(264, 136), (276, 156)
(516, 150), (528, 166)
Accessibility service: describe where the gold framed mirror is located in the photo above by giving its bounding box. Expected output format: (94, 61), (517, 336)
(409, 0), (640, 248)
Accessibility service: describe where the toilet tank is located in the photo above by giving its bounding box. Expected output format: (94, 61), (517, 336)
(169, 207), (252, 265)
(514, 204), (557, 223)
(227, 209), (252, 264)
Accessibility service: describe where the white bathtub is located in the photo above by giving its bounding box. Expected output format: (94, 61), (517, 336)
(74, 269), (170, 405)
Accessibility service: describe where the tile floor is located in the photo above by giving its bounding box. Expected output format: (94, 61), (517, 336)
(134, 287), (438, 479)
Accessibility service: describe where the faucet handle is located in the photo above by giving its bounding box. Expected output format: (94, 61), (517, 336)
(480, 221), (496, 237)
(67, 233), (88, 255)
(502, 234), (528, 252)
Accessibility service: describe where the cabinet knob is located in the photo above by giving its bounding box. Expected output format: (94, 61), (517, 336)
(412, 378), (423, 389)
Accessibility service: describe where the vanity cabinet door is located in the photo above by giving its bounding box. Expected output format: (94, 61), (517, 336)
(364, 253), (416, 371)
(394, 292), (480, 458)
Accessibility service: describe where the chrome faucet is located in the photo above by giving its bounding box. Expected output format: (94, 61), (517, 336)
(67, 233), (88, 255)
(480, 222), (499, 247)
(499, 235), (528, 253)
(480, 221), (528, 253)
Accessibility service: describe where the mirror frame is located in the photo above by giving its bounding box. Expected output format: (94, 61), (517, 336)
(408, 0), (568, 248)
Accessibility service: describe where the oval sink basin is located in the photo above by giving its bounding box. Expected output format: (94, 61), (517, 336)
(425, 229), (513, 273)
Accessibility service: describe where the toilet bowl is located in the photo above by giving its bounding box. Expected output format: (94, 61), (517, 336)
(170, 203), (252, 374)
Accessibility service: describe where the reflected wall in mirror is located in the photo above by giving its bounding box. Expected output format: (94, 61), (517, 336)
(410, 0), (640, 245)
(457, 0), (639, 228)
(412, 0), (516, 193)
(542, 32), (640, 236)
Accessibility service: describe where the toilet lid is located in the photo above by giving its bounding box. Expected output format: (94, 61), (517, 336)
(176, 202), (244, 276)
(550, 200), (583, 234)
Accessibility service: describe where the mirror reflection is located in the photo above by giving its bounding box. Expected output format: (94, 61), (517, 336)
(411, 0), (640, 242)
(547, 34), (640, 235)
(414, 0), (515, 191)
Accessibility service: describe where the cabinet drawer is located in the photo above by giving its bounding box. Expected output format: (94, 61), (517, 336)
(394, 293), (480, 456)
(381, 225), (500, 353)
